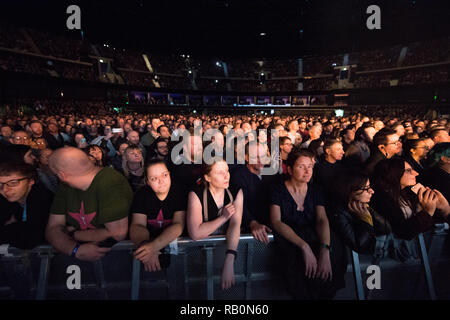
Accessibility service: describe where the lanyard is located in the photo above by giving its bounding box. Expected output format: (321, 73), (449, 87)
(22, 203), (27, 222)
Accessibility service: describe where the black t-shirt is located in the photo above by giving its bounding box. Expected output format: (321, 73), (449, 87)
(131, 185), (187, 238)
(170, 161), (203, 194)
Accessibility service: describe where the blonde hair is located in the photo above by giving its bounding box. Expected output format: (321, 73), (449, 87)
(122, 145), (144, 178)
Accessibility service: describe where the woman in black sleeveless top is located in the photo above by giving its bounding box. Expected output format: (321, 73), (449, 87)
(187, 159), (243, 290)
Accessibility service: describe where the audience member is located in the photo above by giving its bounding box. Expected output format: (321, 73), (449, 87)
(45, 147), (133, 261)
(187, 159), (243, 290)
(269, 149), (346, 300)
(0, 161), (53, 249)
(130, 159), (186, 272)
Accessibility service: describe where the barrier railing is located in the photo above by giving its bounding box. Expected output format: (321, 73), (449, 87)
(0, 234), (276, 300)
(1, 230), (447, 300)
(350, 229), (447, 300)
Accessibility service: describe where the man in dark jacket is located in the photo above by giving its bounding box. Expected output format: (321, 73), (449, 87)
(344, 124), (375, 169)
(364, 128), (402, 176)
(0, 161), (53, 249)
(230, 143), (274, 244)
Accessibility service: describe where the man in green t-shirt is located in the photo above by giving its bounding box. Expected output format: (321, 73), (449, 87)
(45, 147), (133, 261)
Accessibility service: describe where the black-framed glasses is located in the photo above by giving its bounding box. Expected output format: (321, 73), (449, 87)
(0, 177), (30, 189)
(356, 184), (373, 193)
(386, 140), (401, 146)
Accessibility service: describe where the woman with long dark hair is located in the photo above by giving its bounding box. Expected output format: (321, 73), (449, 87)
(371, 158), (450, 240)
(85, 144), (108, 168)
(328, 169), (391, 254)
(186, 158), (243, 290)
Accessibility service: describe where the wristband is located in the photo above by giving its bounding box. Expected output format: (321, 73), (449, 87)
(225, 249), (237, 258)
(320, 243), (331, 251)
(71, 243), (81, 258)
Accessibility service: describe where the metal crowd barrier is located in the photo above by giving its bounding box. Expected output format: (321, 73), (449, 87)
(0, 230), (447, 300)
(350, 228), (448, 300)
(0, 234), (276, 300)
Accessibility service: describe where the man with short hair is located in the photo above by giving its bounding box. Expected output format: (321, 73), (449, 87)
(321, 121), (334, 141)
(127, 130), (146, 159)
(300, 125), (322, 148)
(0, 161), (53, 249)
(141, 118), (160, 148)
(46, 122), (66, 149)
(111, 142), (130, 171)
(298, 119), (309, 140)
(170, 134), (204, 193)
(157, 125), (171, 139)
(150, 137), (169, 161)
(279, 136), (293, 175)
(340, 127), (355, 152)
(364, 128), (402, 176)
(287, 120), (302, 147)
(1, 125), (13, 148)
(230, 143), (274, 244)
(30, 121), (55, 150)
(373, 120), (385, 133)
(430, 128), (450, 144)
(46, 147), (133, 261)
(344, 124), (376, 168)
(10, 130), (30, 146)
(313, 139), (344, 189)
(392, 122), (405, 139)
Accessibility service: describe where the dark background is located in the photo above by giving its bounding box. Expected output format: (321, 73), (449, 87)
(1, 0), (450, 59)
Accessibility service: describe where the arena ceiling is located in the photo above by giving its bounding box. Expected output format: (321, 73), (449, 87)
(1, 0), (450, 60)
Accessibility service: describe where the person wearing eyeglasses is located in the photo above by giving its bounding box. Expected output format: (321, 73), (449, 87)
(371, 158), (450, 241)
(328, 169), (391, 255)
(364, 128), (402, 177)
(130, 159), (186, 272)
(0, 161), (53, 249)
(402, 138), (429, 176)
(148, 137), (170, 162)
(10, 130), (30, 146)
(270, 149), (346, 300)
(279, 136), (293, 175)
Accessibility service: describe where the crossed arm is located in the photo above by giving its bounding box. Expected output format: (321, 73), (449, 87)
(45, 214), (128, 260)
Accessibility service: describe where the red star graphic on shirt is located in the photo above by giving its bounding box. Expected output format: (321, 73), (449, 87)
(68, 201), (96, 230)
(148, 209), (172, 229)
